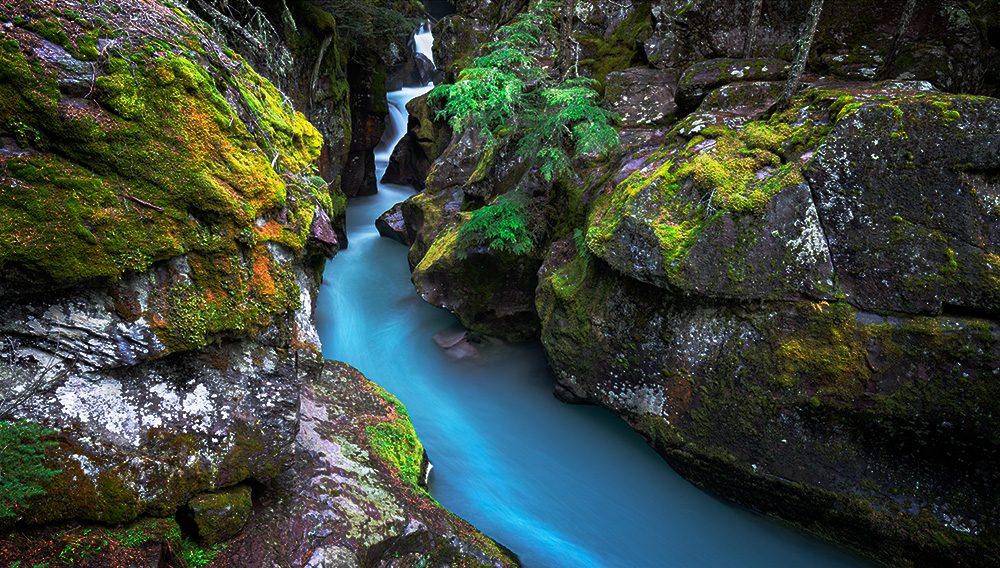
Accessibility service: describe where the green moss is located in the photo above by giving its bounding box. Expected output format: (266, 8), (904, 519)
(575, 2), (652, 91)
(772, 302), (869, 395)
(363, 384), (427, 493)
(0, 23), (327, 352)
(587, 113), (821, 279)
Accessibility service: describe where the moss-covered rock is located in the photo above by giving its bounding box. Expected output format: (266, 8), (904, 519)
(0, 0), (328, 532)
(412, 219), (544, 343)
(586, 88), (837, 301)
(221, 360), (521, 567)
(537, 237), (1000, 567)
(808, 91), (1000, 316)
(188, 484), (253, 545)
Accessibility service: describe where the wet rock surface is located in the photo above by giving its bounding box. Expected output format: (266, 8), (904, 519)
(223, 360), (519, 568)
(0, 0), (519, 566)
(404, 1), (1000, 564)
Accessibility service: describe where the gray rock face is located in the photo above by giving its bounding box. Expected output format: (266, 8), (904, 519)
(605, 68), (680, 127)
(642, 0), (989, 94)
(222, 361), (520, 568)
(675, 58), (789, 113)
(807, 94), (1000, 316)
(0, 257), (316, 524)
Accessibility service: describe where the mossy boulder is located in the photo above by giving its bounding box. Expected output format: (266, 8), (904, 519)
(400, 184), (465, 270)
(222, 360), (521, 567)
(188, 484), (253, 545)
(0, 0), (329, 531)
(808, 92), (1000, 316)
(537, 239), (1000, 568)
(412, 221), (543, 343)
(586, 88), (836, 301)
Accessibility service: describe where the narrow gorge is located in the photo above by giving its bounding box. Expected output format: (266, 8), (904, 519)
(0, 0), (998, 567)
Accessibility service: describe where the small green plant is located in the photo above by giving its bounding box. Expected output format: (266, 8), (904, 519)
(0, 420), (61, 520)
(57, 528), (108, 563)
(429, 0), (618, 183)
(455, 192), (535, 257)
(179, 538), (227, 567)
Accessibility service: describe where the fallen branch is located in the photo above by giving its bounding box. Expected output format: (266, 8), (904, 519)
(124, 194), (165, 212)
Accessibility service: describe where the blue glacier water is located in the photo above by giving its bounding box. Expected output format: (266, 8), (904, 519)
(315, 61), (877, 568)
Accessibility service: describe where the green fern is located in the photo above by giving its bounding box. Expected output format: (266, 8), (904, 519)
(0, 420), (61, 520)
(429, 0), (618, 184)
(455, 192), (535, 257)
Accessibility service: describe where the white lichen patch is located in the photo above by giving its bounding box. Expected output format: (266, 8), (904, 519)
(57, 376), (142, 446)
(71, 452), (100, 479)
(294, 263), (322, 350)
(622, 385), (666, 415)
(787, 195), (834, 278)
(183, 383), (213, 415)
(672, 308), (732, 367)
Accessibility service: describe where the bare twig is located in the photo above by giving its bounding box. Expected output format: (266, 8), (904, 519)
(124, 194), (165, 212)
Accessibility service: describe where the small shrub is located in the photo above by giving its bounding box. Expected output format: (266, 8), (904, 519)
(455, 192), (535, 257)
(0, 420), (61, 520)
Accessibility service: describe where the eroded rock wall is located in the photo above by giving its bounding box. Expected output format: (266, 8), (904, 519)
(386, 1), (1000, 566)
(0, 0), (520, 565)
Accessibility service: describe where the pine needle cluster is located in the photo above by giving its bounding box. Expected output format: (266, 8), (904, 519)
(428, 0), (618, 183)
(0, 420), (61, 520)
(429, 0), (618, 256)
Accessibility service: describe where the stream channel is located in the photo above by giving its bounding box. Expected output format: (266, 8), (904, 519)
(315, 29), (876, 568)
